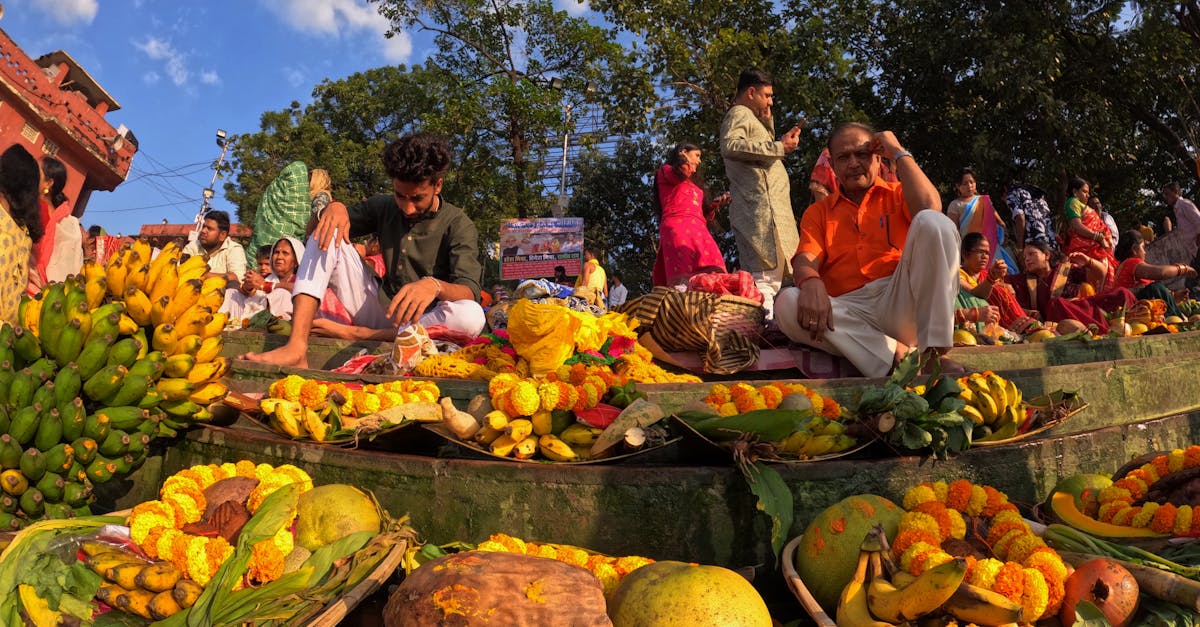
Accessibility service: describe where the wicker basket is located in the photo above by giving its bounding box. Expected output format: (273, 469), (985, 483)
(711, 295), (766, 338)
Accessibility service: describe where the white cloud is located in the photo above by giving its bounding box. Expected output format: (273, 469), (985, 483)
(555, 0), (590, 17)
(199, 70), (221, 85)
(28, 0), (98, 25)
(134, 37), (191, 87)
(142, 71), (160, 85)
(261, 0), (413, 63)
(283, 66), (307, 88)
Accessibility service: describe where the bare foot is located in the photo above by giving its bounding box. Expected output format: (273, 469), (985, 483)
(240, 343), (309, 369)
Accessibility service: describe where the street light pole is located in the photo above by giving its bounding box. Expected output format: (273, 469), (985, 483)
(194, 129), (232, 239)
(560, 103), (572, 199)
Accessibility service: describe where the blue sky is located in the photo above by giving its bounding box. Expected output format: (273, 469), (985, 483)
(1, 0), (589, 236)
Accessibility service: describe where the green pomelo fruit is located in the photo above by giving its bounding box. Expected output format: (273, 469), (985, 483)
(608, 560), (771, 627)
(794, 494), (903, 611)
(294, 484), (381, 551)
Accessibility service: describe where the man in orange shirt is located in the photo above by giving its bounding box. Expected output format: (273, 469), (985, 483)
(775, 122), (959, 377)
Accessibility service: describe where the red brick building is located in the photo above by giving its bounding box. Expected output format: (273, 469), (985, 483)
(0, 27), (136, 217)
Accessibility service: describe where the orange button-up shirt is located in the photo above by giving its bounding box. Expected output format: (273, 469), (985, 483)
(796, 178), (913, 297)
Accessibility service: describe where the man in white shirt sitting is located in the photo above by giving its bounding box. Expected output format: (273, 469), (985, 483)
(183, 210), (247, 287)
(608, 271), (628, 308)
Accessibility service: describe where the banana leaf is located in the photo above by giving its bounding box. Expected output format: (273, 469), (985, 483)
(742, 461), (792, 562)
(679, 408), (814, 442)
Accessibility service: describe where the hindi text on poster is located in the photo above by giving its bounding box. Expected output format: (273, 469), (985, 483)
(499, 217), (584, 280)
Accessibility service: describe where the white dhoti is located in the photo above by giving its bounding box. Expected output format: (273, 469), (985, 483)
(775, 211), (959, 377)
(292, 235), (486, 337)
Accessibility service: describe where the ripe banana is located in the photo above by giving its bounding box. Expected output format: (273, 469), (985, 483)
(867, 557), (967, 622)
(538, 434), (577, 461)
(984, 373), (1010, 411)
(836, 551), (894, 627)
(512, 436), (537, 459)
(490, 434), (519, 457)
(136, 561), (184, 592)
(942, 581), (1024, 626)
(560, 423), (602, 446)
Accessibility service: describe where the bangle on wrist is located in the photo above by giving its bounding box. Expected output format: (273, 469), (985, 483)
(795, 275), (823, 290)
(425, 276), (442, 298)
(893, 150), (913, 163)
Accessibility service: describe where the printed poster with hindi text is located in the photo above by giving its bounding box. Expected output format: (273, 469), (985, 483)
(499, 217), (584, 280)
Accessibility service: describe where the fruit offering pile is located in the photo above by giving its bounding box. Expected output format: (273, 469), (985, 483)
(956, 371), (1026, 442)
(441, 366), (665, 462)
(259, 376), (442, 442)
(0, 460), (417, 625)
(1, 243), (230, 527)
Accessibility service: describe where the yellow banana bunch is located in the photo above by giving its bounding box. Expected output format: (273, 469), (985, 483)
(958, 373), (1024, 433)
(260, 398), (332, 441)
(941, 581), (1024, 625)
(776, 418), (857, 459)
(835, 552), (896, 627)
(867, 557), (967, 622)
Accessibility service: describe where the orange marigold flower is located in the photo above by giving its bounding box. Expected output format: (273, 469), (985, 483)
(759, 385), (783, 409)
(946, 479), (973, 511)
(892, 529), (942, 557)
(980, 486), (1008, 517)
(1152, 455), (1171, 478)
(1184, 445), (1200, 468)
(247, 540), (286, 583)
(1097, 500), (1127, 524)
(1150, 503), (1178, 534)
(235, 460), (257, 478)
(991, 529), (1027, 560)
(992, 562), (1026, 604)
(987, 520), (1028, 546)
(142, 526), (167, 559)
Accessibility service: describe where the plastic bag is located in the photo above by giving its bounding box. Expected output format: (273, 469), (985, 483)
(506, 300), (581, 375)
(687, 271), (764, 304)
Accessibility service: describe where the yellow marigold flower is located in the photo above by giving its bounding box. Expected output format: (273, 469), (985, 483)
(195, 536), (234, 587)
(509, 380), (541, 416)
(163, 489), (204, 525)
(919, 550), (954, 572)
(1111, 505), (1138, 527)
(1006, 534), (1046, 563)
(759, 385), (784, 409)
(930, 481), (949, 503)
(991, 509), (1023, 525)
(946, 508), (966, 540)
(247, 474), (292, 514)
(1175, 505), (1193, 536)
(130, 501), (174, 545)
(273, 464), (314, 492)
(155, 528), (183, 564)
(234, 460), (257, 478)
(899, 511), (942, 538)
(708, 384), (731, 402)
(717, 402), (738, 417)
(558, 547), (590, 568)
(380, 391), (404, 409)
(268, 379), (284, 398)
(489, 373), (520, 398)
(537, 381), (561, 413)
(476, 540), (508, 553)
(1169, 449), (1186, 473)
(218, 462), (237, 478)
(533, 544), (558, 560)
(966, 485), (988, 517)
(592, 562), (621, 597)
(732, 389), (765, 413)
(892, 529), (942, 558)
(902, 485), (938, 510)
(992, 529), (1026, 560)
(613, 555), (654, 575)
(142, 526), (167, 559)
(967, 558), (1004, 589)
(1097, 500), (1127, 523)
(1020, 568), (1050, 621)
(280, 375), (305, 402)
(1132, 502), (1159, 528)
(1140, 462), (1161, 484)
(248, 540), (286, 583)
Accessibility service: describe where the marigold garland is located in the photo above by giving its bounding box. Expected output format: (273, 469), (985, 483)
(701, 381), (841, 419)
(127, 461), (313, 587)
(898, 479), (1065, 621)
(1088, 445), (1200, 536)
(268, 375), (439, 417)
(476, 532), (654, 596)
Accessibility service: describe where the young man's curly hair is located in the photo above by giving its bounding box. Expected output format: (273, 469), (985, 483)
(381, 134), (452, 184)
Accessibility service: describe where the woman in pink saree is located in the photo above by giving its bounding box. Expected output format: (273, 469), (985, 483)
(652, 142), (729, 287)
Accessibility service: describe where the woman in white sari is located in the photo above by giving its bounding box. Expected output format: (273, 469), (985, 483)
(220, 236), (304, 321)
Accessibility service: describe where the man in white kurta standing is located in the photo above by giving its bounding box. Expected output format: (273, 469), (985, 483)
(720, 67), (802, 320)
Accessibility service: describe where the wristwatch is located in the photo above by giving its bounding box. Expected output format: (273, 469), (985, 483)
(893, 150), (914, 163)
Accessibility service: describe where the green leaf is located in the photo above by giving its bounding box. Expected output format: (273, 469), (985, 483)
(300, 530), (376, 587)
(1072, 600), (1112, 626)
(743, 461), (793, 561)
(898, 422), (933, 450)
(689, 408), (812, 442)
(888, 349), (922, 387)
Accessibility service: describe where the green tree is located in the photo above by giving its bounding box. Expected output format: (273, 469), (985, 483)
(566, 138), (660, 295)
(373, 0), (652, 218)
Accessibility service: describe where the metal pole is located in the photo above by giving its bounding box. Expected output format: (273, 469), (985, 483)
(194, 138), (232, 236)
(559, 103), (571, 198)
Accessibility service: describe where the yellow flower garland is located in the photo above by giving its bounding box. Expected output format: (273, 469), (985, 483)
(476, 532), (654, 596)
(701, 382), (841, 419)
(1088, 445), (1200, 535)
(127, 461), (313, 587)
(268, 375), (439, 417)
(898, 480), (1067, 622)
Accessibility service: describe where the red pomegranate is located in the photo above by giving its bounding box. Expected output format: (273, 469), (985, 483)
(1059, 558), (1140, 627)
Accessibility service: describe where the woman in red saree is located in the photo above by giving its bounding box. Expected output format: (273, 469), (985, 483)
(1062, 177), (1116, 288)
(652, 142), (729, 287)
(1007, 241), (1134, 333)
